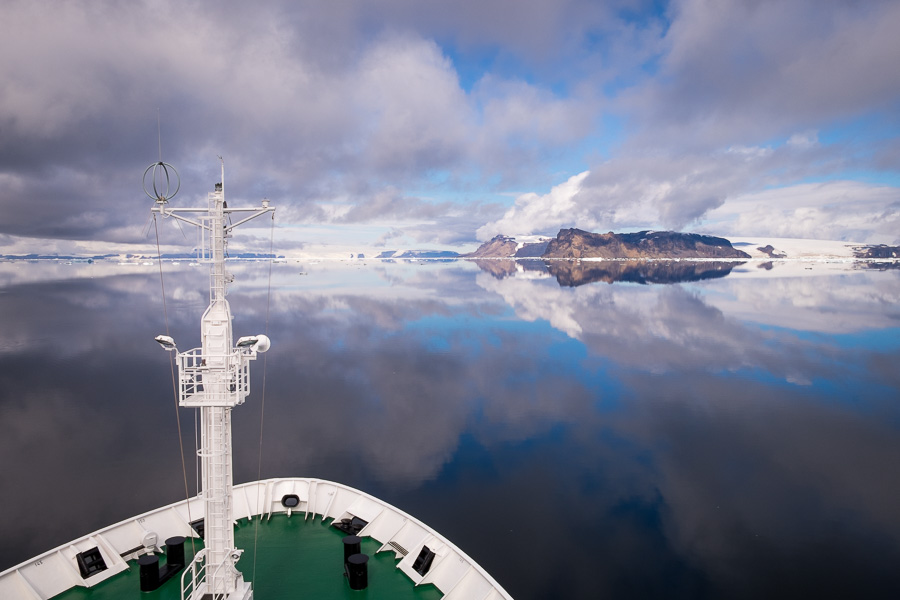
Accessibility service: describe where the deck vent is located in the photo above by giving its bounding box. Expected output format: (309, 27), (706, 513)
(388, 540), (409, 557)
(75, 547), (107, 579)
(281, 494), (300, 508)
(412, 546), (435, 576)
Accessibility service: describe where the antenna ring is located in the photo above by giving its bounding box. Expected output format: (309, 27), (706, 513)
(143, 161), (181, 202)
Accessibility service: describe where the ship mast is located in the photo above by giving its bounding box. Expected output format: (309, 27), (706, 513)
(148, 159), (274, 600)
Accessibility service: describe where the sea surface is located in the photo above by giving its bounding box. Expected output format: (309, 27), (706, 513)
(1, 258), (899, 599)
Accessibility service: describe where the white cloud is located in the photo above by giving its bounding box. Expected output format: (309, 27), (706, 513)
(475, 143), (784, 238)
(480, 125), (900, 243)
(627, 0), (900, 147)
(352, 34), (474, 176)
(787, 131), (819, 149)
(1, 0), (899, 253)
(477, 171), (589, 239)
(476, 77), (594, 146)
(697, 181), (900, 243)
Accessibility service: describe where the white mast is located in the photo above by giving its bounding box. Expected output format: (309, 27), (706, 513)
(148, 159), (274, 600)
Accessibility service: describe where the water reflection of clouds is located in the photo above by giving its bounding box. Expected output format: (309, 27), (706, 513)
(476, 267), (900, 384)
(702, 271), (900, 333)
(231, 280), (591, 485)
(619, 374), (900, 597)
(2, 262), (900, 598)
(465, 262), (900, 595)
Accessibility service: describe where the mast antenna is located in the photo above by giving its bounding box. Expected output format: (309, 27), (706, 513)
(144, 112), (180, 204)
(158, 109), (162, 162)
(148, 157), (274, 600)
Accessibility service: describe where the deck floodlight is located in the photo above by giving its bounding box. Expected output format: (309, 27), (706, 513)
(154, 335), (177, 351)
(236, 335), (270, 353)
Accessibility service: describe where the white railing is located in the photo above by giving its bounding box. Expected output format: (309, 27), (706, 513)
(181, 550), (206, 600)
(177, 349), (249, 407)
(181, 549), (242, 600)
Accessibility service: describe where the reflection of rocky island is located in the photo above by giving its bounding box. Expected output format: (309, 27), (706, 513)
(472, 259), (518, 278)
(468, 228), (750, 259)
(851, 245), (900, 269)
(549, 260), (745, 286)
(473, 258), (745, 285)
(471, 259), (552, 279)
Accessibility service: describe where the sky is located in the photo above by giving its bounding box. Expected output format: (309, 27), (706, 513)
(1, 0), (899, 257)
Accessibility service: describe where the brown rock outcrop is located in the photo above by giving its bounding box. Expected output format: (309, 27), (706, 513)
(542, 229), (751, 259)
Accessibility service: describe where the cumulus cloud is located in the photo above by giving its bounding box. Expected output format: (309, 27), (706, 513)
(477, 171), (589, 239)
(473, 78), (596, 171)
(478, 134), (886, 238)
(697, 181), (900, 243)
(520, 0), (900, 241)
(632, 0), (900, 147)
(1, 0), (899, 251)
(351, 35), (473, 177)
(0, 0), (603, 251)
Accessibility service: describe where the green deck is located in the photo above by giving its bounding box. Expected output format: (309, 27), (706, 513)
(52, 515), (443, 600)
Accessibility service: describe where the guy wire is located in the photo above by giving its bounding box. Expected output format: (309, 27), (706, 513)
(252, 210), (276, 581)
(154, 214), (196, 559)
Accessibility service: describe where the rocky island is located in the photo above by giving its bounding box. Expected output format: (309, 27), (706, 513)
(854, 245), (900, 259)
(468, 228), (751, 259)
(462, 235), (518, 258)
(463, 235), (550, 258)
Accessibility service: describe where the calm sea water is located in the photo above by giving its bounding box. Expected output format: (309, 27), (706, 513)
(1, 258), (899, 599)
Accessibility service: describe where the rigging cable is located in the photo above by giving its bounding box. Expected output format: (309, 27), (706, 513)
(151, 115), (197, 558)
(252, 208), (276, 582)
(153, 214), (197, 560)
(195, 403), (199, 497)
